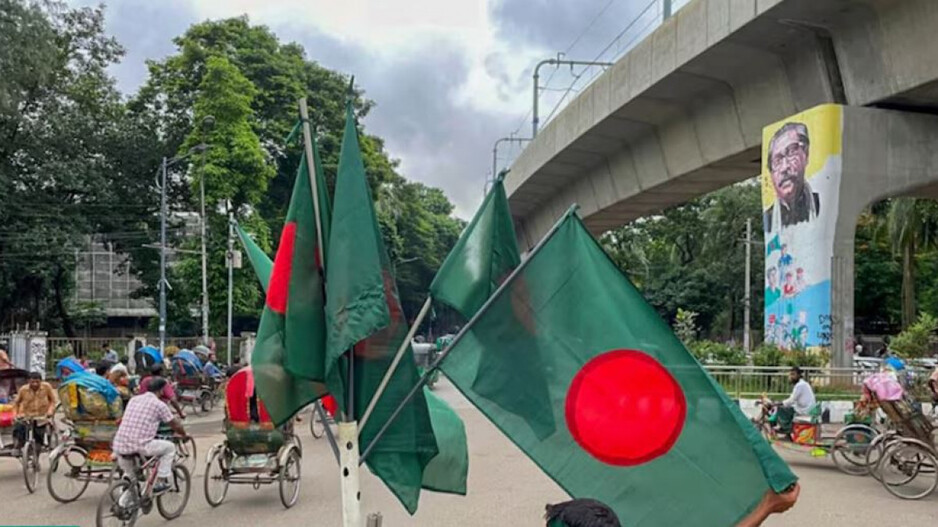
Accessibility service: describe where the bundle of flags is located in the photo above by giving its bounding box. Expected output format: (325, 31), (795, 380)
(237, 90), (797, 524)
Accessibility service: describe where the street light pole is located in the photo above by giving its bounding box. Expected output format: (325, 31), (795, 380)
(159, 157), (168, 354)
(199, 115), (214, 346)
(489, 135), (530, 194)
(226, 207), (234, 367)
(744, 218), (752, 354)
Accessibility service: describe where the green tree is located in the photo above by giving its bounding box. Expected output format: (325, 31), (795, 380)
(0, 1), (160, 334)
(886, 198), (938, 328)
(173, 55), (275, 336)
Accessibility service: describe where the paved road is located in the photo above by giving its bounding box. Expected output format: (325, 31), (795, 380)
(2, 380), (936, 526)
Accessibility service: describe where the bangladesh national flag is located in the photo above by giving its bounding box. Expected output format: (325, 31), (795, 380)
(251, 151), (332, 425)
(440, 210), (797, 526)
(324, 98), (446, 513)
(430, 174), (554, 439)
(236, 224), (272, 289)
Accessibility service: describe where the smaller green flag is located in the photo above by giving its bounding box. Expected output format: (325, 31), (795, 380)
(430, 176), (520, 319)
(236, 224), (272, 289)
(422, 389), (468, 495)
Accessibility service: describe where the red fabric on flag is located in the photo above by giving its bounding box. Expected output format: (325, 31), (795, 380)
(266, 222), (298, 314)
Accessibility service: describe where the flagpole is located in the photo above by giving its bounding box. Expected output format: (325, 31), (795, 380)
(358, 295), (432, 432)
(360, 204), (578, 465)
(300, 96), (361, 527)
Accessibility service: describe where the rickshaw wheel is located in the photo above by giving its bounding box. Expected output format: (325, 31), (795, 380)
(279, 448), (301, 509)
(866, 432), (900, 481)
(156, 464), (191, 519)
(48, 445), (91, 503)
(22, 441), (40, 493)
(877, 439), (938, 500)
(310, 408), (325, 439)
(204, 447), (229, 507)
(831, 425), (877, 476)
(199, 391), (214, 413)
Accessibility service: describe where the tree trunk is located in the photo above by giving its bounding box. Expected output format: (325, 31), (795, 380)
(53, 265), (76, 338)
(901, 238), (917, 329)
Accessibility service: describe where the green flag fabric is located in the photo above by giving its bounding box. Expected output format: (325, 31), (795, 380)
(421, 389), (468, 495)
(251, 153), (331, 425)
(440, 211), (797, 526)
(324, 99), (439, 514)
(235, 224), (272, 292)
(429, 175), (521, 319)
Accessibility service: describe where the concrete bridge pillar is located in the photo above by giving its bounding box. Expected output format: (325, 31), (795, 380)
(764, 104), (938, 368)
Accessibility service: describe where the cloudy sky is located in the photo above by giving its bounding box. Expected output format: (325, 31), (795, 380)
(74, 0), (676, 217)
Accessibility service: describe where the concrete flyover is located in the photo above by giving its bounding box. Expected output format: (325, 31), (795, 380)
(507, 0), (938, 244)
(506, 0), (938, 366)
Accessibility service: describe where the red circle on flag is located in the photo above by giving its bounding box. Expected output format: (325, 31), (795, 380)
(565, 349), (685, 466)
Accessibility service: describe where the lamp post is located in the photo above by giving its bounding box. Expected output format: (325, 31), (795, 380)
(199, 115), (215, 346)
(157, 142), (210, 355)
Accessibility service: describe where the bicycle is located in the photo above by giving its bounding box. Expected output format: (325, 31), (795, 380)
(17, 416), (56, 493)
(309, 400), (334, 440)
(96, 449), (191, 527)
(157, 423), (196, 475)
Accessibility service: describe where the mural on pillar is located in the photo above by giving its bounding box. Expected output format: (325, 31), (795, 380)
(762, 105), (843, 350)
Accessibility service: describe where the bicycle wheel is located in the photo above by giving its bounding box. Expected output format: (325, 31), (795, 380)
(866, 432), (900, 480)
(22, 440), (39, 493)
(310, 407), (325, 439)
(199, 391), (213, 413)
(175, 437), (197, 475)
(877, 439), (938, 500)
(96, 478), (139, 527)
(157, 464), (191, 519)
(831, 425), (877, 476)
(279, 448), (301, 509)
(203, 448), (229, 507)
(48, 445), (91, 503)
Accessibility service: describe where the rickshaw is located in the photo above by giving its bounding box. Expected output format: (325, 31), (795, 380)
(203, 367), (302, 508)
(133, 346), (162, 374)
(47, 370), (123, 503)
(0, 368), (53, 492)
(170, 350), (213, 413)
(865, 392), (938, 499)
(753, 396), (879, 475)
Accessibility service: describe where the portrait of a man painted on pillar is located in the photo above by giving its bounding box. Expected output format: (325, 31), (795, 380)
(762, 105), (842, 351)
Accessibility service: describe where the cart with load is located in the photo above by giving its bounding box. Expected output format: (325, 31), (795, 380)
(46, 371), (123, 503)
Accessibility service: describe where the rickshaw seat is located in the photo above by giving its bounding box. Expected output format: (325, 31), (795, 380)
(793, 403), (822, 424)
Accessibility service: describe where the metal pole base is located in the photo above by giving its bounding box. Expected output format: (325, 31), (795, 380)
(339, 421), (362, 527)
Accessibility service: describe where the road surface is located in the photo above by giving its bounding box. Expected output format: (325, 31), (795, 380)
(1, 380), (935, 526)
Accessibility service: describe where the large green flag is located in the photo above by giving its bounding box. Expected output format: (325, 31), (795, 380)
(251, 153), (331, 425)
(236, 224), (272, 290)
(440, 211), (797, 526)
(324, 99), (440, 514)
(430, 175), (520, 319)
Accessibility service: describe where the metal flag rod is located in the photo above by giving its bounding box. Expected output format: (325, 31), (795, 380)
(359, 203), (579, 465)
(358, 296), (432, 433)
(298, 98), (327, 269)
(315, 400), (341, 465)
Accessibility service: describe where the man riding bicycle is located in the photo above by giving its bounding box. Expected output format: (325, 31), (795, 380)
(112, 378), (188, 494)
(12, 371), (57, 451)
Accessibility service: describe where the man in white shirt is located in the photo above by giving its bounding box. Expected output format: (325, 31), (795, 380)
(775, 366), (816, 433)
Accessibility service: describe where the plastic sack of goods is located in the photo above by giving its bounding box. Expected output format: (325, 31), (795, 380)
(57, 374), (123, 421)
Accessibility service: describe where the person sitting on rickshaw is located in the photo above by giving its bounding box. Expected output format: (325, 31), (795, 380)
(773, 366), (816, 434)
(138, 364), (186, 419)
(12, 372), (57, 452)
(203, 354), (223, 381)
(0, 348), (13, 370)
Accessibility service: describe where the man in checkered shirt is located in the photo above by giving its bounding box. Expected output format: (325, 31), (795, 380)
(113, 377), (187, 493)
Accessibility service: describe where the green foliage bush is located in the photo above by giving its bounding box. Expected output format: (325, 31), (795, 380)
(688, 340), (746, 365)
(890, 313), (938, 358)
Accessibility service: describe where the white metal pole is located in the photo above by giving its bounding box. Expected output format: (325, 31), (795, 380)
(338, 421), (362, 527)
(227, 209), (234, 367)
(159, 157), (168, 355)
(200, 161), (210, 346)
(358, 296), (432, 432)
(744, 218), (752, 354)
